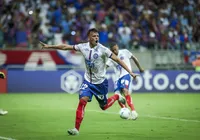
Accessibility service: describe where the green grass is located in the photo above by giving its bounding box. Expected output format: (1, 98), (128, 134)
(0, 93), (200, 140)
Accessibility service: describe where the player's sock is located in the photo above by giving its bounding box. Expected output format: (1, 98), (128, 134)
(75, 99), (87, 131)
(103, 94), (119, 110)
(118, 100), (127, 108)
(125, 95), (135, 111)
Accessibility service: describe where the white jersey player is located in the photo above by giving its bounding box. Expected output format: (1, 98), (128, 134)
(107, 49), (133, 79)
(74, 42), (112, 84)
(40, 28), (139, 135)
(106, 43), (144, 120)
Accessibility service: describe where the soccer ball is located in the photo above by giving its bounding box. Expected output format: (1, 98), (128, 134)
(119, 108), (131, 119)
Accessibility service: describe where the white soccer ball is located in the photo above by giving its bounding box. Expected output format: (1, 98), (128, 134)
(119, 108), (131, 119)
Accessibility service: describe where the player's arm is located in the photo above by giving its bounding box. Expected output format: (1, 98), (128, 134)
(110, 53), (138, 79)
(39, 41), (74, 50)
(131, 56), (144, 73)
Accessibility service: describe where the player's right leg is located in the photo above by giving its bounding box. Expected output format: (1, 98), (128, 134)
(92, 79), (126, 110)
(122, 88), (138, 120)
(67, 96), (89, 136)
(115, 91), (127, 108)
(67, 80), (92, 136)
(114, 77), (128, 108)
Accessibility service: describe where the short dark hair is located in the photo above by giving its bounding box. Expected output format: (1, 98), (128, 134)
(109, 42), (117, 49)
(87, 28), (98, 37)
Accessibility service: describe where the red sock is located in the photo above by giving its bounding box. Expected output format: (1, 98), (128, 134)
(75, 99), (87, 131)
(125, 95), (135, 111)
(103, 94), (119, 110)
(118, 100), (127, 108)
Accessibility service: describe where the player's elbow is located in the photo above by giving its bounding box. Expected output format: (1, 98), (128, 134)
(132, 56), (138, 61)
(115, 57), (121, 64)
(62, 45), (69, 50)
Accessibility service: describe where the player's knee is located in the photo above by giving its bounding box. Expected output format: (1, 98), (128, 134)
(125, 92), (131, 96)
(122, 88), (130, 96)
(80, 96), (90, 102)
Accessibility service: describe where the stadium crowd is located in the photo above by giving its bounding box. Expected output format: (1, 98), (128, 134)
(0, 0), (200, 50)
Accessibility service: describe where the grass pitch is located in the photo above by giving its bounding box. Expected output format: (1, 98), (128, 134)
(0, 93), (200, 140)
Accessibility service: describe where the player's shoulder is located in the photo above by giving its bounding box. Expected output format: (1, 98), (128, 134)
(77, 42), (89, 47)
(75, 42), (89, 51)
(120, 49), (130, 52)
(119, 49), (130, 54)
(98, 43), (107, 48)
(97, 43), (110, 51)
(119, 49), (133, 57)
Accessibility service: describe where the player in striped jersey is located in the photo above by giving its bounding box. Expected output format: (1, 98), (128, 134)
(106, 42), (144, 120)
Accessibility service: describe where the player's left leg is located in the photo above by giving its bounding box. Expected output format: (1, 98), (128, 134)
(67, 96), (89, 136)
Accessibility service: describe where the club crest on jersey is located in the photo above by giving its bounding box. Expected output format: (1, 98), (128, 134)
(120, 56), (124, 60)
(93, 53), (99, 59)
(84, 48), (89, 51)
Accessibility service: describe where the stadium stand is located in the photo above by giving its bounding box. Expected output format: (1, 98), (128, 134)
(0, 0), (199, 69)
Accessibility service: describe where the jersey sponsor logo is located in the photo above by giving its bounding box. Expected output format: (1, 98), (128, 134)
(61, 70), (83, 94)
(106, 70), (200, 92)
(80, 83), (88, 90)
(116, 64), (122, 71)
(85, 59), (95, 68)
(93, 53), (99, 59)
(84, 48), (89, 51)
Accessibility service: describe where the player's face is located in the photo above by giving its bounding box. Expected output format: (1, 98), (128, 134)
(88, 32), (99, 47)
(111, 45), (119, 55)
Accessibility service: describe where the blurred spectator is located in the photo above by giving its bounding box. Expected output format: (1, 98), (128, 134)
(15, 22), (28, 48)
(99, 24), (109, 46)
(192, 55), (200, 71)
(0, 0), (199, 51)
(0, 24), (4, 48)
(118, 23), (131, 49)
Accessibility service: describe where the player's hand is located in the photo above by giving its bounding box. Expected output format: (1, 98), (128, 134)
(39, 41), (49, 49)
(130, 73), (140, 80)
(140, 69), (144, 73)
(0, 72), (5, 79)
